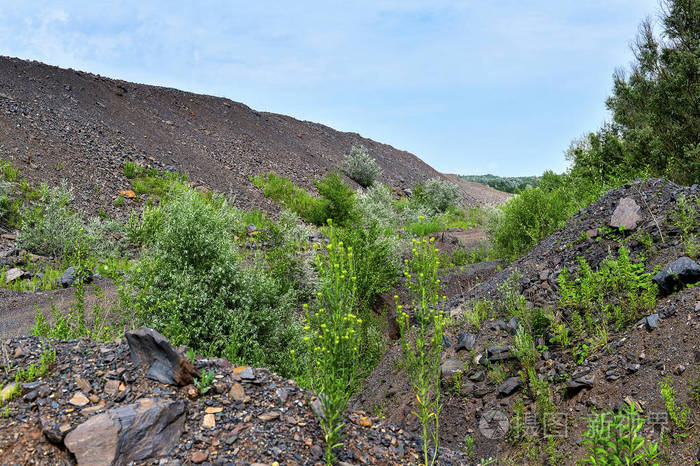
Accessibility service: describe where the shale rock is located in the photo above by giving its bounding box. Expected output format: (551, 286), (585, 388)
(64, 397), (186, 466)
(652, 257), (700, 296)
(125, 327), (199, 386)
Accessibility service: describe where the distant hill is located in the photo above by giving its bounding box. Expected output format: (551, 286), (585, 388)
(459, 174), (539, 194)
(0, 56), (508, 216)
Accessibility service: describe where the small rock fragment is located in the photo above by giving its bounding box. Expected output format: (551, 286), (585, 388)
(76, 377), (92, 394)
(202, 413), (216, 429)
(498, 377), (521, 396)
(69, 392), (90, 407)
(229, 382), (246, 402)
(192, 451), (209, 464)
(258, 411), (280, 422)
(645, 314), (659, 331)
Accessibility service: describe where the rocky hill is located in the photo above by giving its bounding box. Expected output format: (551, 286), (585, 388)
(0, 56), (504, 216)
(355, 179), (700, 464)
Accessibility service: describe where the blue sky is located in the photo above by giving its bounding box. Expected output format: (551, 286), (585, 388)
(0, 1), (658, 176)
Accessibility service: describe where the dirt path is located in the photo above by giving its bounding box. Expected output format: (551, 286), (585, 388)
(0, 278), (119, 338)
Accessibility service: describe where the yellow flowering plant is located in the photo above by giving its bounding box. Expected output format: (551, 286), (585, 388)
(300, 221), (361, 464)
(397, 237), (445, 466)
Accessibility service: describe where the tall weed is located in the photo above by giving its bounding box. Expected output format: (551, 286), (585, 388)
(300, 226), (362, 464)
(398, 237), (445, 466)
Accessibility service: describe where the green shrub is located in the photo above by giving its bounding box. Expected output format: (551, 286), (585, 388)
(126, 202), (167, 246)
(342, 145), (382, 188)
(17, 183), (120, 261)
(259, 208), (316, 300)
(558, 246), (656, 332)
(333, 221), (400, 317)
(314, 170), (356, 226)
(490, 172), (615, 261)
(0, 183), (21, 228)
(356, 183), (399, 229)
(411, 178), (460, 214)
(670, 195), (699, 258)
(128, 190), (301, 376)
(670, 195), (699, 239)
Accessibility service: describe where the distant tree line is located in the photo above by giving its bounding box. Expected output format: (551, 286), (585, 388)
(459, 174), (540, 194)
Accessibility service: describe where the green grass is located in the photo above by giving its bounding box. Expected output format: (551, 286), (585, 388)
(253, 172), (323, 224)
(0, 159), (19, 182)
(0, 265), (63, 292)
(123, 162), (188, 198)
(253, 171), (357, 226)
(406, 217), (444, 237)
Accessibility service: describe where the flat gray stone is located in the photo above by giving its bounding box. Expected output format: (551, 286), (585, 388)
(454, 332), (476, 352)
(487, 345), (513, 362)
(566, 375), (595, 393)
(5, 267), (25, 283)
(440, 359), (464, 379)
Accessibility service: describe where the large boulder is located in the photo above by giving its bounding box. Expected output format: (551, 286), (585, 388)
(609, 197), (642, 230)
(64, 398), (186, 466)
(125, 327), (199, 386)
(652, 257), (700, 295)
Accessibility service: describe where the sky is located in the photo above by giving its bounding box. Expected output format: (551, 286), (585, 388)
(0, 1), (660, 176)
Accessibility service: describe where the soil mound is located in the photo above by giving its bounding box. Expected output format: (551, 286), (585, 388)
(0, 56), (506, 218)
